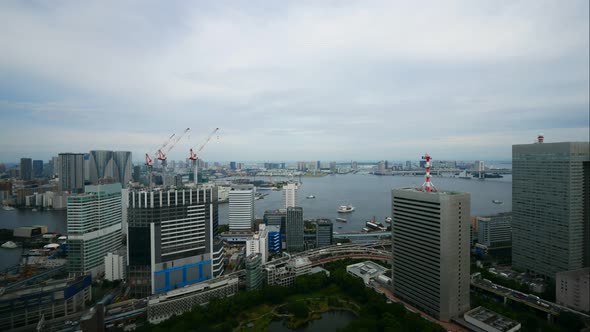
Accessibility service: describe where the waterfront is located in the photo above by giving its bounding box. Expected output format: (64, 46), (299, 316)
(218, 173), (512, 233)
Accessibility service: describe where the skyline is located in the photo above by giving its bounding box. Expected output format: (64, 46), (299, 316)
(1, 1), (588, 162)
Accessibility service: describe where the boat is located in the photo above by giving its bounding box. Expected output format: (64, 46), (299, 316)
(2, 206), (15, 211)
(31, 208), (38, 212)
(492, 200), (503, 204)
(362, 227), (370, 232)
(306, 195), (316, 199)
(366, 220), (387, 231)
(385, 217), (392, 224)
(337, 205), (355, 213)
(1, 241), (18, 249)
(335, 218), (347, 223)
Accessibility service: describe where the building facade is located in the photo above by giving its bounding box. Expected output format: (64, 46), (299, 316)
(89, 150), (133, 185)
(477, 213), (512, 248)
(127, 186), (222, 297)
(512, 142), (590, 279)
(105, 248), (127, 281)
(245, 253), (263, 290)
(19, 158), (32, 181)
(556, 268), (589, 313)
(315, 219), (333, 248)
(228, 185), (254, 231)
(32, 160), (43, 178)
(67, 183), (123, 277)
(266, 225), (281, 254)
(286, 207), (304, 252)
(59, 153), (85, 193)
(391, 188), (471, 322)
(283, 182), (298, 208)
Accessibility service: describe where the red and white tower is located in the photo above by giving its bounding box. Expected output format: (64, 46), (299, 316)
(420, 153), (438, 192)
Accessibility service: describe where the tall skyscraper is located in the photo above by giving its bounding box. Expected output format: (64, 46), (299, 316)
(113, 151), (133, 184)
(512, 141), (590, 278)
(67, 183), (123, 277)
(89, 150), (133, 185)
(127, 186), (222, 297)
(32, 160), (43, 178)
(315, 219), (333, 248)
(329, 161), (337, 173)
(19, 158), (32, 180)
(283, 182), (298, 208)
(58, 153), (84, 193)
(286, 207), (304, 252)
(391, 188), (471, 322)
(229, 185), (255, 231)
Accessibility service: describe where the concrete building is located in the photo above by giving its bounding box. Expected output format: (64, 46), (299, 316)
(246, 224), (269, 264)
(229, 185), (254, 231)
(346, 261), (389, 285)
(105, 248), (127, 281)
(32, 160), (43, 178)
(58, 153), (85, 193)
(512, 141), (590, 279)
(264, 209), (286, 239)
(0, 276), (92, 331)
(329, 161), (337, 173)
(463, 306), (521, 332)
(127, 186), (223, 297)
(267, 225), (281, 254)
(89, 150), (133, 185)
(19, 158), (32, 181)
(315, 219), (333, 248)
(245, 253), (263, 290)
(477, 213), (512, 248)
(556, 268), (589, 313)
(113, 151), (133, 185)
(391, 188), (471, 322)
(286, 207), (304, 252)
(67, 183), (123, 278)
(283, 182), (298, 208)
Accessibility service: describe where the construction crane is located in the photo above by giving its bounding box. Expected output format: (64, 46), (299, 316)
(145, 133), (176, 189)
(189, 127), (220, 185)
(156, 128), (191, 187)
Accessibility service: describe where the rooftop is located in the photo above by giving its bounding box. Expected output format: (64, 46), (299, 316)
(346, 261), (388, 279)
(464, 306), (520, 332)
(395, 187), (466, 196)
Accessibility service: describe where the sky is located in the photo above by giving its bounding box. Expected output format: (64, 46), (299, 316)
(0, 0), (588, 163)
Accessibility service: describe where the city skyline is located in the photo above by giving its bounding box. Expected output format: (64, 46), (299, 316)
(0, 1), (588, 162)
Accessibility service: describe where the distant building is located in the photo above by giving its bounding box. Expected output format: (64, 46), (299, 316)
(286, 207), (304, 252)
(245, 253), (263, 291)
(512, 141), (590, 279)
(351, 161), (358, 170)
(477, 213), (512, 248)
(89, 150), (133, 185)
(229, 161), (237, 170)
(246, 224), (269, 264)
(105, 248), (127, 281)
(405, 161), (412, 171)
(19, 158), (32, 181)
(229, 185), (255, 231)
(391, 188), (471, 322)
(266, 225), (281, 254)
(127, 186), (223, 297)
(329, 161), (337, 173)
(556, 268), (589, 313)
(67, 183), (123, 278)
(32, 160), (43, 178)
(58, 153), (84, 193)
(315, 219), (333, 248)
(283, 182), (298, 208)
(264, 209), (286, 234)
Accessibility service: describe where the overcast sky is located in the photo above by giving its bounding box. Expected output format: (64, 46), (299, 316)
(0, 1), (588, 163)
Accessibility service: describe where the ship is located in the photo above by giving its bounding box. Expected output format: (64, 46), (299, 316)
(362, 227), (370, 232)
(306, 195), (316, 199)
(335, 218), (347, 223)
(385, 217), (392, 224)
(1, 241), (18, 249)
(1, 206), (15, 211)
(492, 200), (503, 204)
(337, 205), (355, 213)
(366, 220), (387, 231)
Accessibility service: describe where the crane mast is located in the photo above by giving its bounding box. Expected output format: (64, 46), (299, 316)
(189, 127), (220, 185)
(145, 133), (176, 189)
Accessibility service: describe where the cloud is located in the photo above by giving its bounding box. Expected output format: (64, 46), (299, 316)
(0, 0), (588, 162)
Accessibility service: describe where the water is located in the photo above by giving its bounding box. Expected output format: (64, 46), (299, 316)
(267, 310), (356, 331)
(219, 173), (512, 233)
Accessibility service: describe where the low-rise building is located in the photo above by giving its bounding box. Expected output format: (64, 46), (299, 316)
(463, 306), (521, 332)
(245, 253), (263, 290)
(105, 248), (127, 281)
(346, 261), (388, 285)
(556, 268), (589, 313)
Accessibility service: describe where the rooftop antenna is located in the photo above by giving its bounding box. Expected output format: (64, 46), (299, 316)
(419, 153), (438, 192)
(537, 133), (544, 144)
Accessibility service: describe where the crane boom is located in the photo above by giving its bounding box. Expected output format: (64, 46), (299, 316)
(145, 133), (175, 166)
(190, 127), (219, 160)
(156, 128), (190, 161)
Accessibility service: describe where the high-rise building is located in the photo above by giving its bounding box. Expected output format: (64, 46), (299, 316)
(19, 158), (32, 180)
(286, 207), (304, 252)
(405, 161), (412, 171)
(229, 185), (255, 231)
(229, 161), (237, 170)
(58, 153), (85, 193)
(105, 248), (127, 281)
(127, 186), (222, 297)
(113, 151), (133, 185)
(67, 183), (123, 278)
(512, 141), (590, 279)
(246, 224), (269, 264)
(391, 188), (471, 322)
(329, 161), (337, 173)
(477, 213), (512, 248)
(351, 161), (358, 170)
(556, 268), (589, 313)
(89, 150), (114, 184)
(266, 225), (281, 254)
(315, 219), (333, 248)
(245, 253), (263, 291)
(32, 160), (43, 178)
(133, 165), (141, 183)
(283, 182), (298, 208)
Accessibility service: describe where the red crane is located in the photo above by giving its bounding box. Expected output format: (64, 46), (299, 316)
(145, 133), (176, 188)
(189, 127), (220, 185)
(156, 127), (190, 169)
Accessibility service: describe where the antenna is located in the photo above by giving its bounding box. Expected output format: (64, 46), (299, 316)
(419, 153), (438, 192)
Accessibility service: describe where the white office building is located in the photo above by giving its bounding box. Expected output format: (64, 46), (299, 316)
(283, 182), (298, 208)
(229, 185), (255, 231)
(105, 248), (126, 281)
(246, 224), (269, 264)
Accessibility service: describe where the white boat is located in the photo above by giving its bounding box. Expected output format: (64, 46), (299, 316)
(335, 218), (347, 222)
(337, 205), (355, 213)
(385, 217), (392, 224)
(1, 241), (18, 249)
(306, 195), (316, 199)
(31, 208), (38, 212)
(1, 206), (15, 211)
(492, 200), (503, 204)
